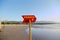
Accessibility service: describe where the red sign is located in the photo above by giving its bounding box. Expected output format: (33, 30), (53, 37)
(22, 15), (36, 23)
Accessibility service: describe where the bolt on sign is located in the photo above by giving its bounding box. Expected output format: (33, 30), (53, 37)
(22, 15), (36, 23)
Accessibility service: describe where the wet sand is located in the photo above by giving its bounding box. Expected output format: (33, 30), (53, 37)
(0, 24), (60, 40)
(0, 25), (29, 40)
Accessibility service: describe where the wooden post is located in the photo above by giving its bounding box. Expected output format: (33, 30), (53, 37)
(29, 20), (32, 40)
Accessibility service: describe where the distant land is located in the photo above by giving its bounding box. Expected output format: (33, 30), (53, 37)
(1, 21), (59, 25)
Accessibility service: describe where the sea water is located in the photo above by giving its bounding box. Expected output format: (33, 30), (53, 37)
(26, 24), (60, 40)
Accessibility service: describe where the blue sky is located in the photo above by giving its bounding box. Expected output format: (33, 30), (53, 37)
(0, 0), (60, 22)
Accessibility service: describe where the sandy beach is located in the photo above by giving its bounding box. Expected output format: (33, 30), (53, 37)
(0, 24), (29, 40)
(0, 24), (60, 40)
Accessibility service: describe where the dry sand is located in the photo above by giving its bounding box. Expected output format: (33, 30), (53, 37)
(0, 24), (29, 40)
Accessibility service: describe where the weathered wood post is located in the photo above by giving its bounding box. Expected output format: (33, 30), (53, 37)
(29, 20), (32, 40)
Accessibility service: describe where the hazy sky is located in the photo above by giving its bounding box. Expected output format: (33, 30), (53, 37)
(0, 0), (60, 22)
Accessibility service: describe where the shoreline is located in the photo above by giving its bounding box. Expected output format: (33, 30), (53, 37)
(1, 24), (28, 26)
